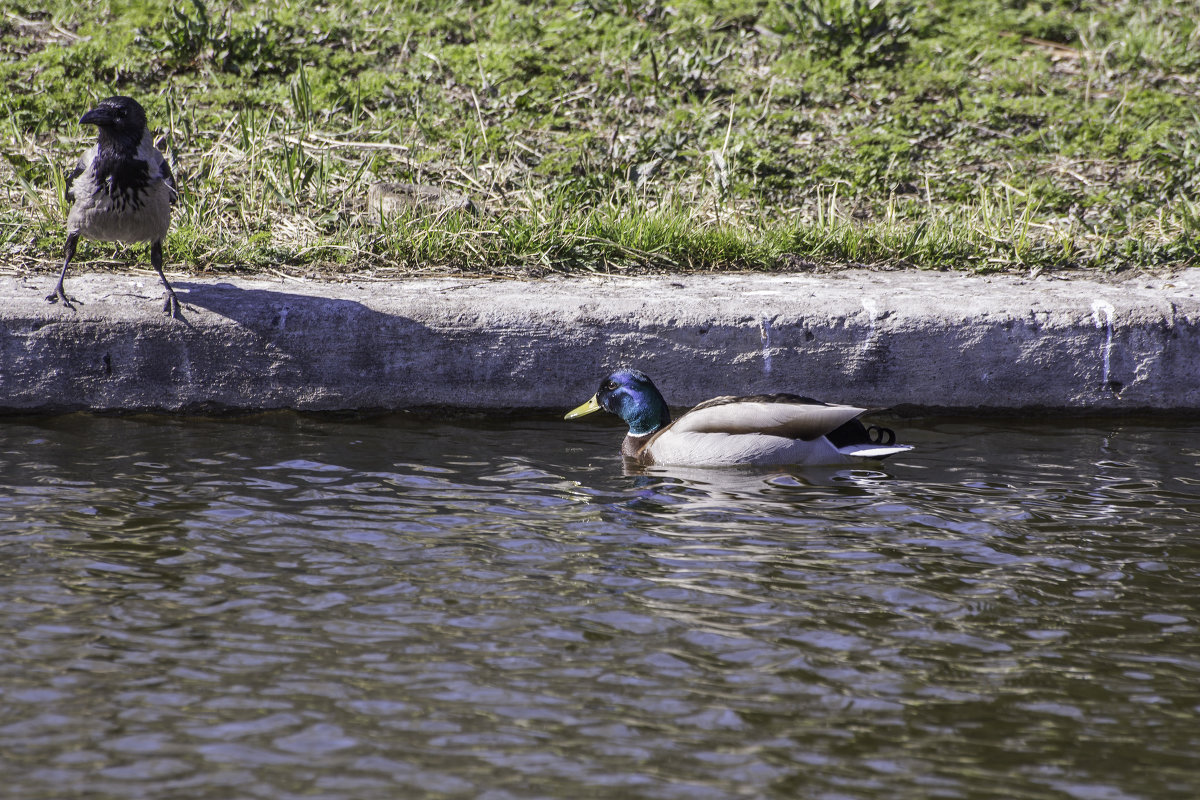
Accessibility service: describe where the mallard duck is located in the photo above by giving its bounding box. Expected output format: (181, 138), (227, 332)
(565, 369), (913, 467)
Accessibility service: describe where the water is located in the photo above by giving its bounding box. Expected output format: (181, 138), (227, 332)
(1, 412), (1199, 800)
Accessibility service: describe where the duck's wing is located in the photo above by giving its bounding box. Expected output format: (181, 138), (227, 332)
(671, 394), (867, 441)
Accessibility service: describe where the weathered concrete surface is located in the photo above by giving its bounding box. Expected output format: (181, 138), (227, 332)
(1, 269), (1197, 413)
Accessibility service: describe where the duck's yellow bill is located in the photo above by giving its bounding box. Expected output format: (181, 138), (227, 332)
(564, 395), (602, 419)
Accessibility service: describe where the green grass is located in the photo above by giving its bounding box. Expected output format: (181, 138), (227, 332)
(1, 0), (1198, 278)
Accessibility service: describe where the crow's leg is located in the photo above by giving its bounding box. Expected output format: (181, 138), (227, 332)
(47, 232), (80, 308)
(151, 240), (181, 319)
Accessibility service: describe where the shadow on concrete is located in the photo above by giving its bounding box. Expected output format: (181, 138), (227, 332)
(163, 281), (439, 410)
(173, 280), (390, 330)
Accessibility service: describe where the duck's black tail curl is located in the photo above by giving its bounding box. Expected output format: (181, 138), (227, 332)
(867, 425), (896, 446)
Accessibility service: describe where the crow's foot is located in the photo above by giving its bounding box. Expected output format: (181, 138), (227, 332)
(46, 287), (77, 310)
(162, 292), (183, 319)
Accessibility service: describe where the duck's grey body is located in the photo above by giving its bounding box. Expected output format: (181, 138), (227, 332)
(626, 429), (864, 466)
(570, 373), (914, 469)
(626, 395), (909, 466)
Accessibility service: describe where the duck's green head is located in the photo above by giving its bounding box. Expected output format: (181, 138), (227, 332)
(565, 369), (671, 436)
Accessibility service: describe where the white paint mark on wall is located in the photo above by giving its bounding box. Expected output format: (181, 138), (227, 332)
(179, 341), (195, 387)
(1091, 299), (1114, 386)
(759, 317), (773, 375)
(861, 298), (880, 350)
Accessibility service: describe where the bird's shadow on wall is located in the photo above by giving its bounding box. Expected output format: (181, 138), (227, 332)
(173, 281), (381, 330)
(170, 281), (439, 406)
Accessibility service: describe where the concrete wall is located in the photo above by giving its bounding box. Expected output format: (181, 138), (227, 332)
(2, 270), (1197, 413)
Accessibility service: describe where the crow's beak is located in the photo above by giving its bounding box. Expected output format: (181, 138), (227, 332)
(79, 107), (116, 127)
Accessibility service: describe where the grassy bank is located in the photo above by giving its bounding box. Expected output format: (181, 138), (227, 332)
(1, 0), (1198, 277)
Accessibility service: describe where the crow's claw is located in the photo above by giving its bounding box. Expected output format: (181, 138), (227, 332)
(162, 292), (183, 319)
(46, 287), (77, 310)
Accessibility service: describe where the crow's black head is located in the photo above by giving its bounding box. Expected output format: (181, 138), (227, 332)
(80, 96), (148, 141)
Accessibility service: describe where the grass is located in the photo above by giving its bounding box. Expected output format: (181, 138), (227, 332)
(0, 0), (1198, 278)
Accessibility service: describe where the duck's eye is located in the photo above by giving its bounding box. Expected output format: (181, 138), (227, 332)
(603, 381), (617, 391)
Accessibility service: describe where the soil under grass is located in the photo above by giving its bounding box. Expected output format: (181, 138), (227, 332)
(1, 0), (1197, 279)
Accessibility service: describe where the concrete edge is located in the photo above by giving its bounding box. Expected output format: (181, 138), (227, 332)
(2, 269), (1198, 414)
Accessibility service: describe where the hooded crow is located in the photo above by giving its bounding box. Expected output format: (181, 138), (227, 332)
(50, 96), (181, 317)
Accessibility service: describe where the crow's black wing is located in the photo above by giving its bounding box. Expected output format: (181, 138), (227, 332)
(64, 161), (85, 204)
(160, 156), (177, 205)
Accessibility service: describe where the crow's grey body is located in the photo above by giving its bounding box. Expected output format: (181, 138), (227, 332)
(66, 136), (173, 243)
(51, 96), (180, 317)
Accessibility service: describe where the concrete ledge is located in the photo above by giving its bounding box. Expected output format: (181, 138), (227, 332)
(1, 269), (1197, 413)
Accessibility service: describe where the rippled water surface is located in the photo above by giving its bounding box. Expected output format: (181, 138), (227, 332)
(2, 412), (1199, 799)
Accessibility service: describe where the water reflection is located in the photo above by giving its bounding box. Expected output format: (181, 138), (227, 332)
(1, 412), (1199, 799)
